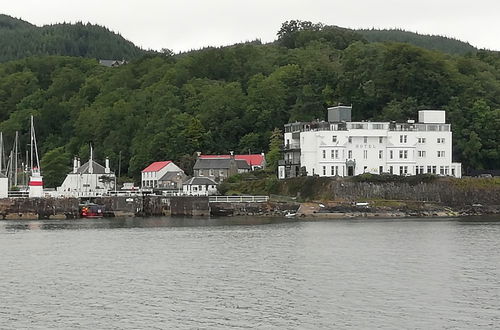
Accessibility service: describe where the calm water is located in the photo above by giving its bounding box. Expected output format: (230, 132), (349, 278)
(1, 216), (500, 329)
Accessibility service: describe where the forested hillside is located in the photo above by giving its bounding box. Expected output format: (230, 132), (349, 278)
(0, 14), (146, 62)
(359, 29), (477, 55)
(0, 20), (498, 187)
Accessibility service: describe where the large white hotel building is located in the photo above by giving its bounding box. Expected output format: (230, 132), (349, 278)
(278, 106), (462, 179)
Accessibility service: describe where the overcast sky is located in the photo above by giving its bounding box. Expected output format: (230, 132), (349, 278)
(3, 0), (500, 52)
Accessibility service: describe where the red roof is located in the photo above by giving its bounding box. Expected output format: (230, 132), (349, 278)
(199, 154), (265, 167)
(142, 161), (172, 172)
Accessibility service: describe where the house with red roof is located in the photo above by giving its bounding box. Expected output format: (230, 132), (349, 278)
(198, 153), (266, 170)
(141, 161), (184, 188)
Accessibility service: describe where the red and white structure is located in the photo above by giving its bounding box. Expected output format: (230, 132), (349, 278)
(141, 161), (184, 188)
(28, 116), (44, 198)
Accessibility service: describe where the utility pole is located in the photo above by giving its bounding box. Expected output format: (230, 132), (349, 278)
(14, 131), (18, 187)
(118, 151), (122, 179)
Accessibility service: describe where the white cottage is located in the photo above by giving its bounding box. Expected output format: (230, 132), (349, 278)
(141, 161), (184, 188)
(182, 177), (218, 196)
(57, 155), (115, 197)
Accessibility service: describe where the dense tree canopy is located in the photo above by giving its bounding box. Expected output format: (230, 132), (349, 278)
(0, 14), (146, 62)
(0, 19), (499, 186)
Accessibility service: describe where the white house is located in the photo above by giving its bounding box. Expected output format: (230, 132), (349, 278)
(0, 173), (8, 198)
(58, 154), (116, 197)
(279, 106), (462, 179)
(182, 177), (218, 196)
(141, 161), (184, 188)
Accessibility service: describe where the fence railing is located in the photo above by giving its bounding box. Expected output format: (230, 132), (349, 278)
(209, 195), (269, 203)
(8, 191), (30, 198)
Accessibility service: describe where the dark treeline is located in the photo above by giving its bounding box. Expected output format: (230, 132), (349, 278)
(0, 19), (498, 187)
(0, 14), (146, 62)
(359, 28), (478, 55)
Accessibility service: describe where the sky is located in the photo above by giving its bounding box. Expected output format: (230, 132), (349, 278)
(3, 0), (500, 52)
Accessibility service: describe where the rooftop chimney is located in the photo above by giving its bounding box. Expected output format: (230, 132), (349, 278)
(73, 157), (78, 173)
(105, 157), (110, 174)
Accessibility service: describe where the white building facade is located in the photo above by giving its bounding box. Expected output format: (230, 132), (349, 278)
(279, 107), (462, 179)
(57, 157), (116, 197)
(141, 161), (184, 188)
(182, 177), (218, 196)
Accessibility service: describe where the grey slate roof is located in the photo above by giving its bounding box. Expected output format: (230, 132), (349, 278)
(235, 159), (251, 170)
(193, 158), (251, 170)
(76, 160), (107, 174)
(183, 177), (218, 186)
(99, 59), (127, 67)
(159, 171), (185, 181)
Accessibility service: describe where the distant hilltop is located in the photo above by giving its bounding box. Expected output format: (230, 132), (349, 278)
(0, 14), (147, 62)
(0, 14), (484, 63)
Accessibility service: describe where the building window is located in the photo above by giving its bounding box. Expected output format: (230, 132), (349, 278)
(399, 166), (408, 175)
(379, 150), (383, 159)
(399, 150), (408, 159)
(437, 151), (445, 157)
(379, 137), (383, 144)
(332, 135), (337, 143)
(331, 166), (335, 176)
(427, 166), (432, 173)
(418, 138), (426, 143)
(364, 166), (367, 172)
(389, 166), (393, 174)
(400, 135), (407, 143)
(323, 166), (326, 176)
(379, 166), (383, 173)
(323, 150), (326, 159)
(437, 138), (445, 144)
(440, 166), (445, 175)
(432, 166), (437, 174)
(348, 150), (352, 158)
(418, 150), (426, 157)
(363, 150), (368, 159)
(364, 136), (368, 144)
(348, 136), (352, 143)
(390, 150), (393, 159)
(335, 166), (339, 176)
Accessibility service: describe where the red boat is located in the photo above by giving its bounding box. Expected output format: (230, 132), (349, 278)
(79, 203), (105, 218)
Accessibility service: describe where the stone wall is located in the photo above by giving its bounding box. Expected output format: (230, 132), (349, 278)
(278, 177), (500, 207)
(0, 198), (79, 219)
(325, 181), (500, 206)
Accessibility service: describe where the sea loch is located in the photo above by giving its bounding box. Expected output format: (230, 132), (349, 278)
(1, 216), (499, 329)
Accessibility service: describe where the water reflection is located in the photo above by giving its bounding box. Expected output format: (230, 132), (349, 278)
(0, 216), (300, 232)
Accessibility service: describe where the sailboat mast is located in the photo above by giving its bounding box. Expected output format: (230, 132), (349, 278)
(14, 131), (18, 186)
(30, 116), (33, 171)
(0, 132), (4, 174)
(29, 116), (41, 173)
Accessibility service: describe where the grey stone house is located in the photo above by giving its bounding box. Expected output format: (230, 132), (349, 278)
(193, 157), (250, 182)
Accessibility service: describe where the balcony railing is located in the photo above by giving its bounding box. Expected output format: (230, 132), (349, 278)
(283, 143), (301, 150)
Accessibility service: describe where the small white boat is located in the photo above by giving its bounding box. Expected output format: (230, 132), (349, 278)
(285, 211), (297, 218)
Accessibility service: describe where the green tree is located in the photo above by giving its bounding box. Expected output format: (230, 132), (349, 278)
(266, 128), (283, 172)
(40, 147), (70, 188)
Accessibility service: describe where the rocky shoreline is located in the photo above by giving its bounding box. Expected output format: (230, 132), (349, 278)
(212, 200), (500, 219)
